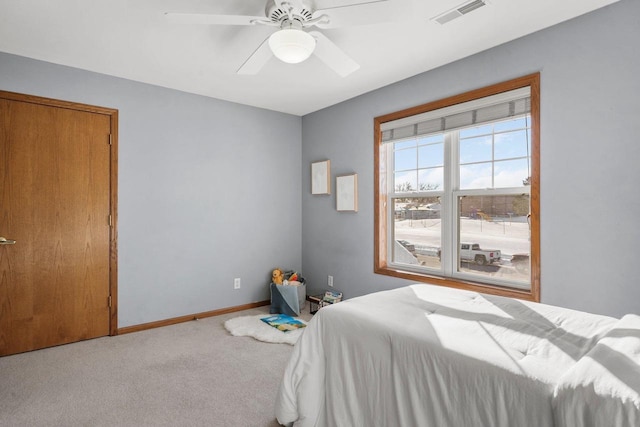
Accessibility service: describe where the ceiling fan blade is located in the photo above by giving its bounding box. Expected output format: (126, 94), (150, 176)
(309, 31), (359, 77)
(237, 36), (273, 75)
(313, 0), (396, 29)
(164, 12), (266, 26)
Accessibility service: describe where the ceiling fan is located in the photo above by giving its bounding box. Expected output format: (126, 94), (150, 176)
(165, 0), (394, 77)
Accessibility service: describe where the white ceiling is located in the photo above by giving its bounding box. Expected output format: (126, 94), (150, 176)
(0, 0), (620, 116)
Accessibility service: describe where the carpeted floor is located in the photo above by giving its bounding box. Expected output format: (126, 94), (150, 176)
(0, 306), (312, 427)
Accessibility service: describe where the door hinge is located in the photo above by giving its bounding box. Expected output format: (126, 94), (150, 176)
(108, 295), (112, 308)
(108, 214), (112, 227)
(108, 134), (112, 145)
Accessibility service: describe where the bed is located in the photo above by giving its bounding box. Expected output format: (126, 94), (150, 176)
(275, 284), (640, 427)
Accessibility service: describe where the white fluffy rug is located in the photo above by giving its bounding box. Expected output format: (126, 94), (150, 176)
(224, 314), (307, 345)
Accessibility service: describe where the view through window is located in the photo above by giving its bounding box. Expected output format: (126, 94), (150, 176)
(375, 75), (540, 300)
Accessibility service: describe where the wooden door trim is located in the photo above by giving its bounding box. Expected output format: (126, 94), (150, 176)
(0, 90), (119, 336)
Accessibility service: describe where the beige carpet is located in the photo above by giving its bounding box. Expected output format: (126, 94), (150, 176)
(0, 306), (312, 426)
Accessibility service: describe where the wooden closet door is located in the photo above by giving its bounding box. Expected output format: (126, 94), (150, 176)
(0, 96), (112, 356)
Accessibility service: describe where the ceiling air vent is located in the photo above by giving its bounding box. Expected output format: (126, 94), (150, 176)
(432, 0), (488, 25)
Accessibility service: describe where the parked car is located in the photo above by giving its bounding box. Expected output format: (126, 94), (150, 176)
(510, 253), (530, 273)
(436, 243), (502, 266)
(396, 240), (416, 256)
(459, 243), (501, 265)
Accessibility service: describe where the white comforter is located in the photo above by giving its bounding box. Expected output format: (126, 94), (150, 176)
(553, 314), (640, 427)
(275, 284), (621, 427)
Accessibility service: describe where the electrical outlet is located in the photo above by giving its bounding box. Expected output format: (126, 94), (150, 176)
(328, 275), (334, 287)
(234, 278), (241, 289)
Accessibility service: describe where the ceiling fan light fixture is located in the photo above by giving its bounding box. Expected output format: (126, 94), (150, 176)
(268, 28), (316, 64)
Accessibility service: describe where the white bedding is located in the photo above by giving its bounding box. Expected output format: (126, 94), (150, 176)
(553, 314), (640, 427)
(275, 284), (620, 427)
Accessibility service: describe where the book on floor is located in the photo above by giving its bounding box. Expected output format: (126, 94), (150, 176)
(323, 290), (343, 303)
(260, 314), (307, 332)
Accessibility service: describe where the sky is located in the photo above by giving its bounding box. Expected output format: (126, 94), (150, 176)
(394, 116), (531, 191)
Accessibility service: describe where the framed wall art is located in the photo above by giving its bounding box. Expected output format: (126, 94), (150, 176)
(311, 160), (331, 195)
(336, 174), (358, 212)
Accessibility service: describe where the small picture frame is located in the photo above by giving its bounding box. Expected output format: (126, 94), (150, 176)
(311, 160), (331, 195)
(336, 174), (358, 212)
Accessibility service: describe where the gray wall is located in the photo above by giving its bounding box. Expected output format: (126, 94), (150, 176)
(1, 0), (638, 326)
(301, 0), (640, 318)
(0, 53), (302, 327)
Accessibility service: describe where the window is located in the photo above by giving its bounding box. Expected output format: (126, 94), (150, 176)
(374, 75), (540, 301)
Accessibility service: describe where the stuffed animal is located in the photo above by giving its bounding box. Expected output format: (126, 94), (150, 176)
(272, 268), (284, 285)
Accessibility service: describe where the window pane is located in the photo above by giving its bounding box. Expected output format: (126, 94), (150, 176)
(460, 123), (493, 138)
(494, 117), (528, 132)
(395, 171), (417, 192)
(394, 139), (416, 150)
(395, 147), (417, 171)
(494, 158), (530, 188)
(495, 130), (530, 160)
(418, 134), (444, 145)
(418, 167), (443, 190)
(458, 195), (530, 284)
(393, 197), (441, 269)
(418, 143), (444, 168)
(460, 162), (492, 190)
(460, 135), (492, 163)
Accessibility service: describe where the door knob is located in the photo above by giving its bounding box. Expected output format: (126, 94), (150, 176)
(0, 237), (16, 245)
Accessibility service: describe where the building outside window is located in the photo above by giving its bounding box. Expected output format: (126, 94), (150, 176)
(374, 74), (540, 300)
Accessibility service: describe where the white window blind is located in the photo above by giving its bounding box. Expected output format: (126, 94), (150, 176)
(381, 87), (531, 143)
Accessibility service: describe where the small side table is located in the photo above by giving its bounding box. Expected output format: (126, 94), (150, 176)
(306, 294), (324, 315)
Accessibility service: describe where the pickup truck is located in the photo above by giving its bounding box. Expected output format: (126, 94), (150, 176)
(460, 243), (501, 265)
